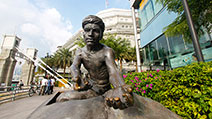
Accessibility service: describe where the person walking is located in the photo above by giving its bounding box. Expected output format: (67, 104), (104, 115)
(39, 76), (47, 95)
(50, 77), (55, 94)
(46, 78), (52, 95)
(19, 80), (24, 90)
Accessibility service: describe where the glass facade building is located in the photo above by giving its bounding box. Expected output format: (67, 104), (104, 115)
(137, 0), (212, 70)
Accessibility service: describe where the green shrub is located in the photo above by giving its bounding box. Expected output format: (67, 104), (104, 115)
(124, 61), (212, 119)
(54, 81), (59, 87)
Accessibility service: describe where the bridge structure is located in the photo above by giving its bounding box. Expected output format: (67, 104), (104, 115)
(0, 35), (74, 118)
(0, 35), (73, 88)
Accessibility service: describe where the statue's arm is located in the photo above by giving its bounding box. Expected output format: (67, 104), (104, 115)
(105, 48), (133, 109)
(71, 49), (82, 78)
(105, 48), (125, 88)
(70, 49), (82, 90)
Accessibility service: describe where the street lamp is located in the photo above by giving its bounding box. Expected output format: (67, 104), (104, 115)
(130, 0), (142, 72)
(181, 0), (204, 62)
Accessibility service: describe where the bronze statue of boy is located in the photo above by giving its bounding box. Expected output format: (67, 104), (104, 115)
(57, 15), (133, 109)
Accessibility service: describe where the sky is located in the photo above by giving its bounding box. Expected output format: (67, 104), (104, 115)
(0, 0), (131, 58)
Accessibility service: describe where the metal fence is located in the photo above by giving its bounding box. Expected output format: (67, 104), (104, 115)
(0, 86), (32, 104)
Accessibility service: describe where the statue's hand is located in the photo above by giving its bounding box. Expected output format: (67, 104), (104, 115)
(105, 84), (133, 109)
(72, 78), (80, 90)
(73, 78), (90, 91)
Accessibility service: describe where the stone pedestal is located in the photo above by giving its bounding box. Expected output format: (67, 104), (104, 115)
(27, 93), (181, 119)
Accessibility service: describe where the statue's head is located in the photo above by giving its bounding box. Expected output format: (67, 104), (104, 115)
(82, 15), (105, 46)
(82, 15), (105, 32)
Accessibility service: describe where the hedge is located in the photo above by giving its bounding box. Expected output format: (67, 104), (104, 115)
(124, 61), (212, 119)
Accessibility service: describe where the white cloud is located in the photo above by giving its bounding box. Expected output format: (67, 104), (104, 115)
(0, 0), (72, 57)
(21, 23), (41, 36)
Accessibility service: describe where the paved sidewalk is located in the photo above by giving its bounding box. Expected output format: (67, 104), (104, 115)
(0, 87), (67, 119)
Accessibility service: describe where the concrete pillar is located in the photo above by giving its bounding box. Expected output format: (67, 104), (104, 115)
(0, 35), (21, 86)
(20, 48), (38, 86)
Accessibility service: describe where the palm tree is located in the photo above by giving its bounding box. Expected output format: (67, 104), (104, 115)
(54, 48), (73, 77)
(74, 36), (85, 48)
(37, 53), (54, 74)
(101, 34), (131, 71)
(125, 47), (138, 72)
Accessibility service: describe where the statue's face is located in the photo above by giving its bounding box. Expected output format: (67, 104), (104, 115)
(83, 23), (102, 46)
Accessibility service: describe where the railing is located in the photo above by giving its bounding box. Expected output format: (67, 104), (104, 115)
(0, 86), (32, 104)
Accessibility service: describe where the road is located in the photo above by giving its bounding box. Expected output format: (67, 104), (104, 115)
(0, 88), (65, 119)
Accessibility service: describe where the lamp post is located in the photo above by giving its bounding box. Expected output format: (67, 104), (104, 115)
(131, 6), (142, 72)
(181, 0), (204, 62)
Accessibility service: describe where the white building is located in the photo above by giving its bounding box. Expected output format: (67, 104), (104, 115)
(97, 8), (137, 47)
(61, 29), (83, 51)
(62, 8), (139, 51)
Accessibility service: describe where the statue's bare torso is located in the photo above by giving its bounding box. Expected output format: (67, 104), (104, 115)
(72, 44), (119, 94)
(80, 45), (110, 84)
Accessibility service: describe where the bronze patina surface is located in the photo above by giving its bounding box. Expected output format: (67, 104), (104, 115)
(27, 15), (181, 119)
(57, 15), (134, 109)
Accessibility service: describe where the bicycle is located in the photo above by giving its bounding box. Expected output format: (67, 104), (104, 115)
(28, 85), (41, 97)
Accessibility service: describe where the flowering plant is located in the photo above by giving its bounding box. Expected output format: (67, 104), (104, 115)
(123, 61), (212, 119)
(124, 69), (162, 97)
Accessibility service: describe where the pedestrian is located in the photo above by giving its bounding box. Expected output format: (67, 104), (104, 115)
(46, 78), (52, 95)
(19, 80), (24, 90)
(50, 77), (55, 94)
(39, 76), (48, 95)
(30, 80), (35, 93)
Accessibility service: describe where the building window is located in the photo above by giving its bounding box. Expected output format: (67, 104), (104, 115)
(168, 35), (186, 55)
(145, 1), (154, 22)
(139, 0), (164, 30)
(152, 0), (163, 15)
(144, 45), (150, 65)
(157, 34), (169, 58)
(142, 34), (169, 67)
(199, 27), (212, 48)
(139, 10), (148, 30)
(149, 40), (159, 63)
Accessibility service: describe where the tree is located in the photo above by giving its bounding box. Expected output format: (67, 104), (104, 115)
(157, 0), (212, 42)
(37, 53), (54, 74)
(101, 34), (131, 71)
(74, 36), (85, 48)
(125, 47), (138, 72)
(54, 48), (73, 77)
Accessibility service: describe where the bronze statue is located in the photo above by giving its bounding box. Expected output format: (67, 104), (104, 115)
(28, 15), (181, 119)
(57, 15), (133, 109)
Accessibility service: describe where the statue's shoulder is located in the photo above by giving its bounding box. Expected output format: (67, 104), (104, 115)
(102, 44), (114, 55)
(75, 48), (84, 56)
(102, 44), (112, 51)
